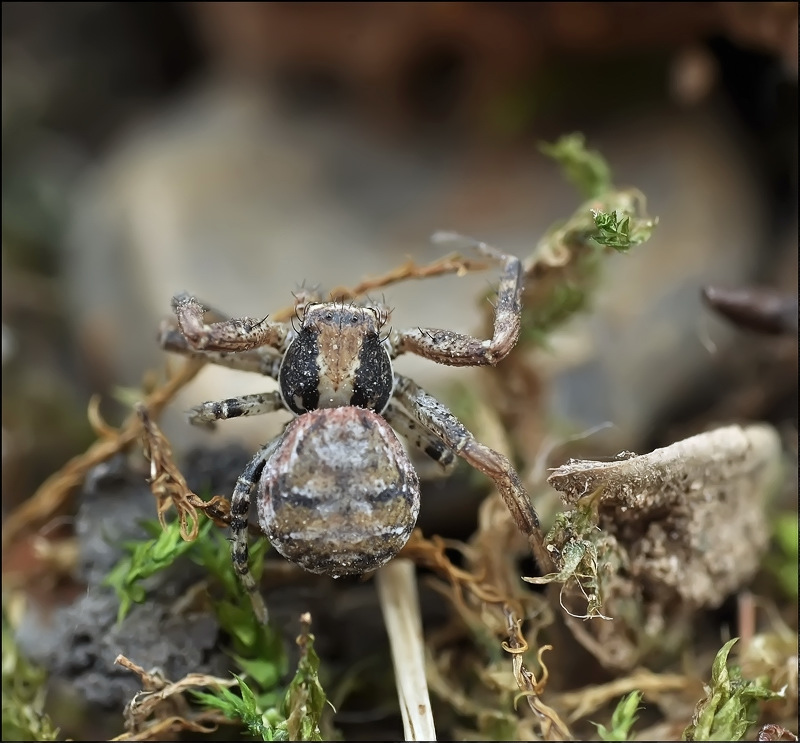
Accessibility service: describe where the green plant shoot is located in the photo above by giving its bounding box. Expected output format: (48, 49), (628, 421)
(593, 691), (644, 741)
(683, 638), (784, 741)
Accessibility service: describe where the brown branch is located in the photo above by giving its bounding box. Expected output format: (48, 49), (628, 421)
(1, 358), (206, 552)
(272, 253), (488, 321)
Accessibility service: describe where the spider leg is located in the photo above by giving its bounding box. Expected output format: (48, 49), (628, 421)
(188, 390), (286, 427)
(172, 293), (290, 353)
(391, 374), (552, 571)
(383, 401), (457, 475)
(389, 239), (522, 366)
(292, 284), (323, 313)
(230, 438), (281, 624)
(160, 324), (283, 379)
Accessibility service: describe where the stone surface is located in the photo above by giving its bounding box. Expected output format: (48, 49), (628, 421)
(14, 456), (227, 710)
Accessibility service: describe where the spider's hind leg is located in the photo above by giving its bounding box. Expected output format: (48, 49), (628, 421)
(391, 374), (554, 573)
(230, 438), (281, 624)
(383, 402), (457, 476)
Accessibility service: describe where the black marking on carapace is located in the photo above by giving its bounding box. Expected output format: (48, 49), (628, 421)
(279, 328), (321, 414)
(350, 333), (393, 411)
(374, 483), (413, 505)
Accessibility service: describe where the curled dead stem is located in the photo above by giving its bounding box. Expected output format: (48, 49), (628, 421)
(111, 654), (237, 741)
(137, 405), (230, 540)
(400, 532), (568, 739)
(503, 607), (572, 741)
(1, 357), (206, 551)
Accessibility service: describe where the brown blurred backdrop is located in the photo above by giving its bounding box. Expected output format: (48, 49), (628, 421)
(2, 1), (797, 513)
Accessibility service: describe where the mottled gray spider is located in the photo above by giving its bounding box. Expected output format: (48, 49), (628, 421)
(160, 237), (540, 623)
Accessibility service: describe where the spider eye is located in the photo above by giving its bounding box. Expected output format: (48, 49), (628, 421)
(325, 311), (333, 321)
(350, 314), (359, 324)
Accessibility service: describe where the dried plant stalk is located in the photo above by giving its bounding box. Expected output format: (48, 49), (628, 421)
(305, 252), (488, 315)
(1, 358), (206, 551)
(111, 654), (236, 741)
(503, 607), (572, 741)
(376, 559), (436, 741)
(136, 404), (231, 538)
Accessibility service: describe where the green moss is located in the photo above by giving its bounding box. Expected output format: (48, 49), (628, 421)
(539, 133), (613, 200)
(2, 612), (61, 742)
(517, 133), (658, 348)
(593, 691), (644, 741)
(683, 639), (783, 741)
(104, 511), (335, 740)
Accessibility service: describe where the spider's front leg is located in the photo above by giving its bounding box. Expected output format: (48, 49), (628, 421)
(172, 293), (290, 353)
(392, 375), (553, 572)
(188, 390), (286, 427)
(389, 239), (522, 366)
(160, 324), (283, 379)
(230, 438), (282, 625)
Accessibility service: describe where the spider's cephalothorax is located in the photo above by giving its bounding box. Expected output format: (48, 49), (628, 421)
(279, 303), (393, 415)
(162, 236), (545, 623)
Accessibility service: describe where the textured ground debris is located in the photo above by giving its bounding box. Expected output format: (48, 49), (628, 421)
(540, 424), (783, 670)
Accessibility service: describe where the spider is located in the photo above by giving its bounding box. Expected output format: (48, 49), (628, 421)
(160, 237), (541, 623)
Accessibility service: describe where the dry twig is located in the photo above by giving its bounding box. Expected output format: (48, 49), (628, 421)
(1, 358), (206, 551)
(555, 667), (701, 722)
(301, 252), (488, 317)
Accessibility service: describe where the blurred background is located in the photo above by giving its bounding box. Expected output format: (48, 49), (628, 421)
(2, 0), (797, 538)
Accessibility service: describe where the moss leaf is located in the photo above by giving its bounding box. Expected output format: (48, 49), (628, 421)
(539, 132), (614, 199)
(683, 638), (783, 741)
(593, 690), (643, 741)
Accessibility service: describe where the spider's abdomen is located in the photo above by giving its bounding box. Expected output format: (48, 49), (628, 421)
(278, 304), (393, 415)
(257, 407), (420, 576)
